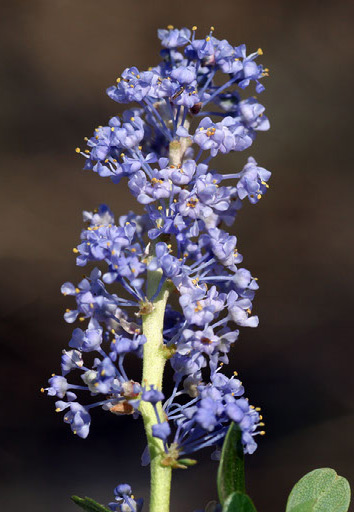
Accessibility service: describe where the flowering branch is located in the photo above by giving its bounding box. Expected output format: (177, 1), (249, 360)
(44, 24), (273, 512)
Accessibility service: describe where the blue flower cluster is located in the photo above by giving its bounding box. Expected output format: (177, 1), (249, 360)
(45, 26), (269, 462)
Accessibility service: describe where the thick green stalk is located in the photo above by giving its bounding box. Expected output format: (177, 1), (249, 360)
(140, 269), (171, 512)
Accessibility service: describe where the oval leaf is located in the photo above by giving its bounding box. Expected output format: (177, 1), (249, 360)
(286, 468), (351, 512)
(217, 423), (245, 505)
(222, 491), (257, 512)
(71, 496), (112, 512)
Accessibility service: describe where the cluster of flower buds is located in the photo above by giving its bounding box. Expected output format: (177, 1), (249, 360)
(45, 25), (269, 464)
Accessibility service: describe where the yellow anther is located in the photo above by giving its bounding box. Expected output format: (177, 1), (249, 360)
(130, 84), (134, 88)
(101, 370), (106, 377)
(257, 48), (263, 55)
(114, 265), (118, 269)
(79, 316), (85, 322)
(206, 36), (211, 42)
(75, 288), (80, 293)
(257, 194), (262, 200)
(65, 308), (71, 313)
(84, 150), (90, 154)
(138, 145), (142, 150)
(111, 250), (116, 256)
(73, 430), (77, 434)
(246, 308), (252, 314)
(130, 117), (135, 122)
(260, 431), (266, 435)
(116, 77), (121, 83)
(186, 197), (199, 208)
(111, 329), (116, 334)
(111, 127), (115, 132)
(158, 206), (163, 210)
(120, 153), (125, 158)
(104, 158), (109, 163)
(94, 382), (99, 387)
(259, 415), (263, 420)
(167, 24), (174, 29)
(95, 128), (99, 132)
(136, 75), (140, 79)
(90, 303), (94, 309)
(55, 407), (61, 412)
(194, 301), (203, 312)
(233, 371), (238, 376)
(84, 137), (88, 141)
(192, 26), (197, 31)
(255, 407), (261, 411)
(131, 248), (136, 252)
(40, 387), (45, 393)
(259, 422), (265, 427)
(210, 26), (215, 31)
(75, 147), (81, 153)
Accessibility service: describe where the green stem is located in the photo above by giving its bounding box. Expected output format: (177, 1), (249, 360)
(140, 269), (171, 512)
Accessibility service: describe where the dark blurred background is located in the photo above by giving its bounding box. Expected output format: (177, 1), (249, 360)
(1, 0), (353, 510)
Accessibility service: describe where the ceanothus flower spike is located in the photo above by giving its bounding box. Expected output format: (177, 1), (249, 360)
(45, 25), (271, 512)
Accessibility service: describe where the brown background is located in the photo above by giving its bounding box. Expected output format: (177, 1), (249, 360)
(1, 1), (353, 511)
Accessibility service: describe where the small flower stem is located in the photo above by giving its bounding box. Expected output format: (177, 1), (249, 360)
(140, 269), (171, 512)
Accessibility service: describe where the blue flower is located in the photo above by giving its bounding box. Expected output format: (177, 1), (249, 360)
(62, 402), (91, 439)
(69, 319), (103, 352)
(152, 421), (171, 441)
(61, 349), (83, 375)
(148, 242), (182, 278)
(142, 386), (164, 404)
(45, 375), (68, 398)
(158, 26), (191, 48)
(109, 483), (144, 512)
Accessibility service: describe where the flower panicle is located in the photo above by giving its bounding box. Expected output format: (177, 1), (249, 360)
(45, 25), (270, 461)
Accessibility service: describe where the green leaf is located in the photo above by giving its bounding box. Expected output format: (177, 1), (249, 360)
(71, 496), (112, 512)
(217, 422), (245, 506)
(286, 468), (351, 512)
(222, 491), (257, 512)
